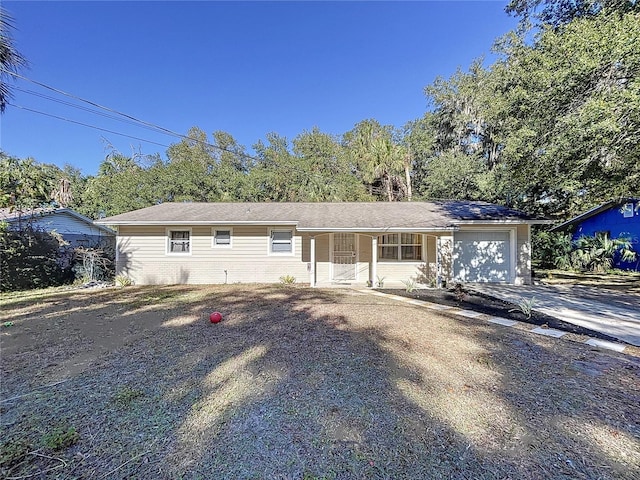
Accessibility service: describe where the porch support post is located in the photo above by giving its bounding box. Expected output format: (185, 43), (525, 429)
(310, 235), (316, 287)
(371, 235), (378, 286)
(435, 236), (442, 288)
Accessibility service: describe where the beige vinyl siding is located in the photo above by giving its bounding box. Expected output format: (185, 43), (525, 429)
(375, 262), (425, 283)
(116, 225), (309, 285)
(423, 235), (438, 285)
(115, 224), (532, 286)
(314, 234), (331, 284)
(357, 234), (372, 281)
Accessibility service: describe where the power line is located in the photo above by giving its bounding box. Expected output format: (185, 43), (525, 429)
(9, 100), (386, 193)
(7, 72), (396, 197)
(6, 70), (259, 160)
(8, 103), (171, 148)
(13, 86), (167, 134)
(8, 71), (181, 137)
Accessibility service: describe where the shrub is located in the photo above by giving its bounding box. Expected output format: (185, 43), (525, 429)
(510, 296), (537, 319)
(402, 278), (417, 293)
(115, 274), (133, 287)
(533, 229), (637, 273)
(73, 243), (115, 282)
(452, 282), (467, 302)
(0, 222), (72, 292)
(532, 229), (573, 270)
(571, 234), (637, 273)
(279, 274), (296, 285)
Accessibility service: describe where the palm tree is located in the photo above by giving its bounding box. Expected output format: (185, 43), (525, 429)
(0, 11), (28, 113)
(572, 234), (637, 273)
(345, 120), (407, 201)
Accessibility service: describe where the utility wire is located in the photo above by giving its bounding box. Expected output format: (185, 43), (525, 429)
(7, 72), (394, 197)
(10, 100), (388, 194)
(8, 103), (171, 148)
(6, 70), (259, 160)
(7, 71), (182, 137)
(13, 86), (168, 134)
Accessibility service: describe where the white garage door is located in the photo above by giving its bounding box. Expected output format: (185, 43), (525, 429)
(453, 231), (511, 283)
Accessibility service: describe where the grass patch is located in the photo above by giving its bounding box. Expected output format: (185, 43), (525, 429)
(0, 285), (76, 308)
(112, 386), (145, 407)
(41, 426), (79, 450)
(0, 439), (32, 469)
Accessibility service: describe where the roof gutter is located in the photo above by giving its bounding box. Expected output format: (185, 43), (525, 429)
(456, 219), (553, 225)
(296, 226), (459, 233)
(95, 220), (300, 226)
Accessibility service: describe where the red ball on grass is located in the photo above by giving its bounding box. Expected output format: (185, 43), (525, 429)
(209, 312), (223, 324)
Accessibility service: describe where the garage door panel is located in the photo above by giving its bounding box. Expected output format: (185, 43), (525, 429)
(454, 231), (511, 283)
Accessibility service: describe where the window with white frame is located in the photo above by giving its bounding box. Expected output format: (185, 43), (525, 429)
(213, 228), (232, 247)
(622, 202), (634, 218)
(270, 229), (293, 254)
(167, 230), (191, 254)
(378, 233), (422, 261)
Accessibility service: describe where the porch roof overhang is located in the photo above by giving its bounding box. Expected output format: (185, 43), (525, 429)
(296, 226), (459, 233)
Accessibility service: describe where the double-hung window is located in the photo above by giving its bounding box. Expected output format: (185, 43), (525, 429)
(378, 233), (422, 261)
(213, 229), (232, 247)
(622, 202), (634, 218)
(270, 229), (293, 254)
(168, 229), (191, 254)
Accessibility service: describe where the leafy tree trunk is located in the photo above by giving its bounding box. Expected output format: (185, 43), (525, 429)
(385, 174), (394, 202)
(404, 152), (412, 202)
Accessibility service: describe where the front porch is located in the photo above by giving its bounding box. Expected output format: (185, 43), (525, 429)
(304, 231), (454, 288)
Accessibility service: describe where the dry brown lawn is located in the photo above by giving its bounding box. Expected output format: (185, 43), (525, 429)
(1, 285), (639, 479)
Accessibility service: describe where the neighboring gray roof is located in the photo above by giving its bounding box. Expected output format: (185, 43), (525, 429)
(97, 201), (546, 232)
(0, 207), (115, 235)
(550, 197), (639, 232)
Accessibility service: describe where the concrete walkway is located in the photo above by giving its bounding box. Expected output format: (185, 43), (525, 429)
(468, 284), (640, 347)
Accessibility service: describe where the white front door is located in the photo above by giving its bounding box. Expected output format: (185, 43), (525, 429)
(332, 233), (357, 281)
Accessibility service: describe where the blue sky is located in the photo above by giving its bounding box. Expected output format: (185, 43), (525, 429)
(2, 1), (517, 175)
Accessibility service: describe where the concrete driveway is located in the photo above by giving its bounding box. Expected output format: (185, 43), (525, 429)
(469, 284), (640, 347)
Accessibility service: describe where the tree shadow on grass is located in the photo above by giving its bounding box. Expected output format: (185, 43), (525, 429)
(1, 286), (639, 479)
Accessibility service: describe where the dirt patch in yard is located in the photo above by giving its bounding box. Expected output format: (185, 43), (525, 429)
(1, 285), (639, 479)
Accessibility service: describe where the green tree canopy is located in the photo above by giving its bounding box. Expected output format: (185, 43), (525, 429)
(506, 0), (639, 27)
(0, 153), (63, 208)
(421, 8), (640, 216)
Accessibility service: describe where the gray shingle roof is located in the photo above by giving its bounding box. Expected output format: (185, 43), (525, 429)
(97, 202), (544, 231)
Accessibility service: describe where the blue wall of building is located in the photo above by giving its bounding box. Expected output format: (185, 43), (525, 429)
(573, 201), (640, 271)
